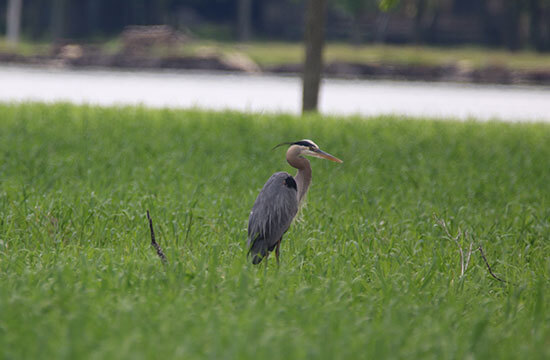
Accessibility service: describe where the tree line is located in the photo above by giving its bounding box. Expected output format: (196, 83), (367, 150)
(3, 0), (550, 51)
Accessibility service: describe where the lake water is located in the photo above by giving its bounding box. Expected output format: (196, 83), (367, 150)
(1, 65), (549, 122)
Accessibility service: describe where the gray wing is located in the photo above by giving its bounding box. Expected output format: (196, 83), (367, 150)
(247, 172), (299, 264)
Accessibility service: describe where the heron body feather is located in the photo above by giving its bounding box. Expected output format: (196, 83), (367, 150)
(247, 172), (299, 264)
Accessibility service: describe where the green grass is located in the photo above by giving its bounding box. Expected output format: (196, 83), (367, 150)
(0, 103), (549, 359)
(3, 36), (550, 71)
(217, 41), (550, 70)
(0, 38), (51, 56)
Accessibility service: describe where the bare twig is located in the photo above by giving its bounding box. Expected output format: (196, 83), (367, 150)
(464, 240), (473, 273)
(147, 210), (167, 263)
(435, 216), (466, 276)
(478, 246), (506, 283)
(434, 214), (507, 283)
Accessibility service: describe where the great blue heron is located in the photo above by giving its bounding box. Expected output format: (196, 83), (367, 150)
(247, 139), (342, 265)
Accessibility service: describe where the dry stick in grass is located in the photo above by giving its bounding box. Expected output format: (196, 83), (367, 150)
(147, 210), (167, 263)
(434, 215), (505, 282)
(436, 216), (469, 277)
(464, 240), (473, 274)
(478, 245), (506, 283)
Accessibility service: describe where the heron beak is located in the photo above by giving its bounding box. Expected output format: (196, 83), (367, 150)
(313, 149), (343, 163)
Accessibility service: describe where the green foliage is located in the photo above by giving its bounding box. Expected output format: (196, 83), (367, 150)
(0, 103), (549, 359)
(378, 0), (400, 11)
(331, 0), (398, 14)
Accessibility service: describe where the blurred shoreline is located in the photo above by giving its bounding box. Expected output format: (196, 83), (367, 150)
(2, 44), (550, 87)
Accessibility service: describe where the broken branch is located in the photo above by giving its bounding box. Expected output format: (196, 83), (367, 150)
(435, 216), (467, 276)
(434, 214), (507, 283)
(478, 245), (506, 283)
(147, 210), (167, 263)
(464, 240), (473, 274)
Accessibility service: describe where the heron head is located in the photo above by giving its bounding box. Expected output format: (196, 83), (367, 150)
(274, 139), (343, 163)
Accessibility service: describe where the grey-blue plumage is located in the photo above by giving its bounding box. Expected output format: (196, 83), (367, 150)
(247, 172), (298, 264)
(246, 140), (342, 265)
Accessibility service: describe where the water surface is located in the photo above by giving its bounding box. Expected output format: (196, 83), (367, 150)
(1, 65), (548, 121)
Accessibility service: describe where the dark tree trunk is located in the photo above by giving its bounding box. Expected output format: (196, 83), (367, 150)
(237, 0), (252, 41)
(302, 0), (327, 113)
(7, 0), (23, 45)
(350, 13), (362, 45)
(66, 1), (88, 39)
(26, 0), (48, 40)
(478, 0), (500, 46)
(503, 0), (522, 51)
(529, 0), (544, 51)
(414, 0), (426, 43)
(51, 0), (65, 41)
(426, 7), (440, 43)
(375, 13), (390, 43)
(87, 0), (101, 37)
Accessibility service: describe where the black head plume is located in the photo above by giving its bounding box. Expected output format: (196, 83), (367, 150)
(292, 140), (316, 148)
(272, 140), (316, 151)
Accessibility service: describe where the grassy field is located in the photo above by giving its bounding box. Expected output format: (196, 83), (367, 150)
(0, 103), (549, 359)
(199, 41), (550, 70)
(3, 37), (550, 71)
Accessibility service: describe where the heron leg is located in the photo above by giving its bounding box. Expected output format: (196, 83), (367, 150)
(275, 238), (282, 266)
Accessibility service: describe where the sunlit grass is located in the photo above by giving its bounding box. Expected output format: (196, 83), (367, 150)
(223, 41), (550, 70)
(0, 103), (549, 359)
(0, 38), (51, 56)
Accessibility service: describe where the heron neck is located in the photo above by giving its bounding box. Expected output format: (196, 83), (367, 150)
(287, 148), (312, 203)
(295, 163), (311, 203)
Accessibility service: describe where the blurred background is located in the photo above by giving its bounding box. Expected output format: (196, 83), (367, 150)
(3, 0), (550, 50)
(1, 0), (549, 119)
